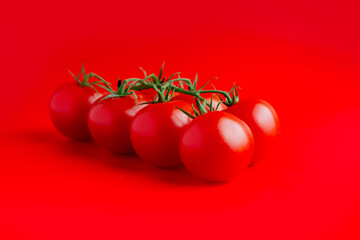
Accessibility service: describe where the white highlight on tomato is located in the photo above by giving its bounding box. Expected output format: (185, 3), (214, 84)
(252, 103), (276, 135)
(171, 108), (192, 128)
(218, 117), (249, 151)
(88, 92), (102, 104)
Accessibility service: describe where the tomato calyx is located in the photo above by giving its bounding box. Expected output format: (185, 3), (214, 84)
(69, 62), (243, 112)
(167, 75), (237, 117)
(107, 63), (231, 109)
(130, 63), (185, 102)
(201, 83), (241, 107)
(94, 78), (142, 103)
(175, 98), (208, 119)
(167, 74), (238, 109)
(67, 63), (111, 92)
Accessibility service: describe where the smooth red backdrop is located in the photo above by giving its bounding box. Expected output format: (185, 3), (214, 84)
(1, 0), (360, 239)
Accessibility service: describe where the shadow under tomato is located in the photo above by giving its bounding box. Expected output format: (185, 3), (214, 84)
(14, 128), (296, 210)
(107, 155), (213, 186)
(19, 129), (294, 190)
(18, 129), (212, 186)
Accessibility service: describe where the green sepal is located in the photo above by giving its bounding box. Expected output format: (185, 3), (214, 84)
(158, 62), (165, 84)
(231, 83), (240, 104)
(164, 82), (173, 100)
(91, 83), (115, 94)
(135, 101), (158, 106)
(191, 104), (199, 117)
(195, 98), (208, 115)
(98, 94), (122, 103)
(210, 84), (225, 102)
(67, 68), (81, 85)
(87, 83), (99, 93)
(209, 94), (214, 111)
(193, 73), (198, 90)
(117, 79), (122, 93)
(167, 72), (180, 82)
(152, 82), (166, 102)
(125, 81), (140, 93)
(174, 107), (195, 119)
(138, 67), (147, 77)
(198, 76), (217, 91)
(130, 90), (138, 104)
(215, 101), (222, 111)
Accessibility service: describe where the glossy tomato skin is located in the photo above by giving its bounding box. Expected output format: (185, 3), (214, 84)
(130, 100), (193, 168)
(171, 93), (227, 111)
(224, 98), (280, 165)
(88, 92), (149, 154)
(140, 88), (158, 100)
(49, 82), (102, 140)
(179, 111), (254, 182)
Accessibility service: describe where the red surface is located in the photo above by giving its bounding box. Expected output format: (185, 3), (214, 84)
(1, 0), (360, 239)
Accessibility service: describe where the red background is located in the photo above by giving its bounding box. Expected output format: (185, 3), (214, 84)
(1, 0), (360, 239)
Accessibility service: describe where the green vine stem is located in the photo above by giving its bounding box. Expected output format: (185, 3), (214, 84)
(69, 63), (240, 111)
(129, 75), (237, 107)
(198, 89), (234, 105)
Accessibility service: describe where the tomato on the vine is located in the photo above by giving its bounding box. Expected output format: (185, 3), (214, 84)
(130, 100), (193, 168)
(179, 111), (254, 182)
(49, 82), (102, 140)
(224, 98), (280, 164)
(88, 91), (149, 154)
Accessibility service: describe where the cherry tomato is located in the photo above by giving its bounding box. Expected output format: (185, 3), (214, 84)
(130, 100), (193, 168)
(179, 111), (254, 182)
(224, 98), (280, 165)
(49, 82), (102, 140)
(88, 92), (149, 154)
(171, 93), (227, 111)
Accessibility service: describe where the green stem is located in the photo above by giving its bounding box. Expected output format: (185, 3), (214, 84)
(198, 90), (232, 104)
(171, 86), (203, 99)
(118, 80), (127, 95)
(89, 73), (114, 94)
(163, 78), (194, 90)
(147, 73), (158, 84)
(130, 84), (154, 91)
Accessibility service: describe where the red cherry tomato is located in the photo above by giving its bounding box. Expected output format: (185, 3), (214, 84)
(179, 111), (254, 182)
(171, 93), (227, 111)
(49, 82), (102, 140)
(130, 100), (193, 168)
(224, 98), (280, 165)
(88, 92), (149, 154)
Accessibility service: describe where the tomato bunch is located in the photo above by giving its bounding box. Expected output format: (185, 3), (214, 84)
(50, 64), (280, 182)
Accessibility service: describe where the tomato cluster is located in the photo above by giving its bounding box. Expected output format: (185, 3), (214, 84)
(49, 65), (280, 182)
